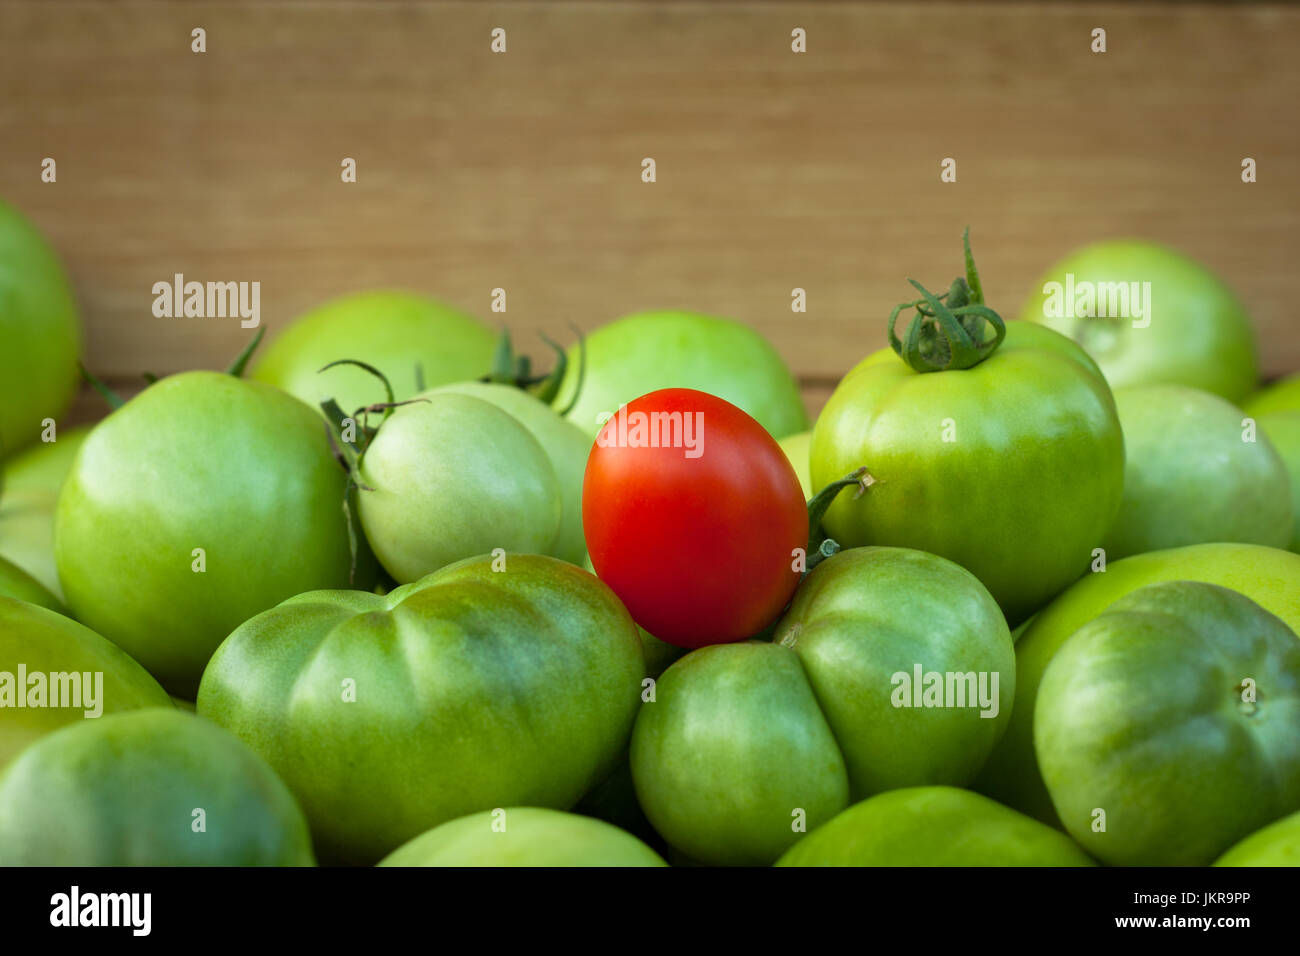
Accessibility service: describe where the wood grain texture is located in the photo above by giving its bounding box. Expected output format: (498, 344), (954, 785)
(2, 1), (1297, 425)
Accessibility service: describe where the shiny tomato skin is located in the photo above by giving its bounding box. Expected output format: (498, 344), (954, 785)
(583, 388), (806, 649)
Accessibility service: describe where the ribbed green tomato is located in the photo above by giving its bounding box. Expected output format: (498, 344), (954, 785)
(426, 381), (591, 565)
(1243, 373), (1300, 417)
(378, 808), (666, 867)
(812, 321), (1124, 625)
(0, 597), (171, 766)
(554, 310), (808, 440)
(197, 554), (644, 864)
(0, 425), (88, 600)
(1019, 239), (1257, 402)
(1103, 385), (1292, 559)
(1036, 582), (1300, 866)
(775, 787), (1094, 867)
(630, 547), (1013, 866)
(1214, 809), (1300, 866)
(0, 200), (82, 458)
(632, 641), (848, 866)
(357, 392), (561, 583)
(55, 372), (363, 695)
(251, 291), (496, 413)
(0, 708), (314, 865)
(976, 542), (1300, 825)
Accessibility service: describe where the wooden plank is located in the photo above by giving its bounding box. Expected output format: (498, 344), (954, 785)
(3, 1), (1298, 402)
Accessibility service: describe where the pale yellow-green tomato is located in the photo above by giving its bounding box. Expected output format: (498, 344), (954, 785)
(251, 291), (496, 413)
(379, 808), (666, 867)
(777, 431), (812, 499)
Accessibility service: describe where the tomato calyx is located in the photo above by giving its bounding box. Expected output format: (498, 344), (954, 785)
(224, 327), (266, 378)
(804, 466), (874, 572)
(746, 467), (869, 645)
(888, 228), (1007, 373)
(75, 327), (269, 417)
(480, 326), (587, 415)
(317, 359), (431, 585)
(77, 362), (126, 411)
(317, 359), (434, 477)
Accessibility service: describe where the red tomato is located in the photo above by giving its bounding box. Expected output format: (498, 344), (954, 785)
(583, 388), (807, 648)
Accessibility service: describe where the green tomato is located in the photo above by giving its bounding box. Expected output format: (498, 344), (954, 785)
(357, 393), (561, 583)
(0, 425), (89, 599)
(812, 321), (1125, 625)
(0, 708), (314, 865)
(555, 310), (808, 440)
(1254, 410), (1300, 552)
(632, 641), (848, 866)
(1214, 809), (1300, 867)
(631, 547), (1013, 866)
(0, 597), (171, 766)
(197, 553), (644, 864)
(251, 291), (496, 413)
(55, 371), (363, 696)
(776, 548), (1014, 791)
(0, 493), (64, 602)
(571, 560), (683, 854)
(378, 807), (666, 867)
(1, 423), (89, 495)
(0, 557), (63, 613)
(776, 430), (812, 499)
(976, 542), (1300, 825)
(1036, 581), (1300, 866)
(0, 200), (81, 458)
(776, 787), (1094, 867)
(1243, 373), (1300, 417)
(1019, 239), (1257, 402)
(1103, 385), (1292, 559)
(426, 381), (591, 565)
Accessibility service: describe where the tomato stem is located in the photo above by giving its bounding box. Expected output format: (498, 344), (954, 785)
(224, 327), (265, 378)
(78, 362), (126, 411)
(805, 467), (873, 557)
(480, 325), (589, 414)
(318, 358), (396, 413)
(555, 327), (587, 416)
(805, 537), (842, 573)
(339, 475), (365, 587)
(531, 333), (569, 405)
(887, 228), (1006, 373)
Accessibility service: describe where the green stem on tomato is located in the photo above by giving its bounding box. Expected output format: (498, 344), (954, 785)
(78, 362), (126, 411)
(805, 537), (843, 574)
(802, 466), (875, 572)
(480, 326), (588, 414)
(887, 228), (1007, 373)
(225, 327), (265, 378)
(805, 467), (873, 548)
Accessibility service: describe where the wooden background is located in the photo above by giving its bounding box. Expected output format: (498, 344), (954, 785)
(2, 1), (1298, 421)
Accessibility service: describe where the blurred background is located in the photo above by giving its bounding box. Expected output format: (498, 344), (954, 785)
(2, 0), (1297, 420)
